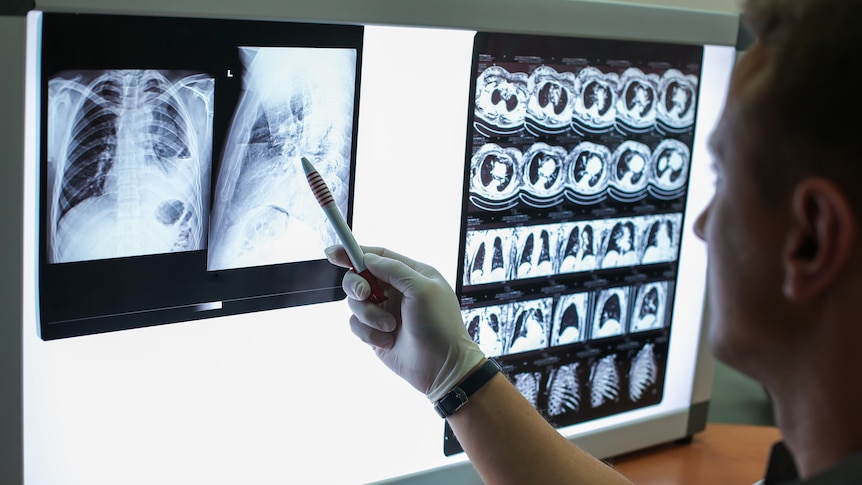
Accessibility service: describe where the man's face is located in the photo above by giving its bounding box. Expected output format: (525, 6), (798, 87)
(693, 44), (791, 370)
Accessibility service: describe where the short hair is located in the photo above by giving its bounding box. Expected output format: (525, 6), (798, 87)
(739, 0), (862, 207)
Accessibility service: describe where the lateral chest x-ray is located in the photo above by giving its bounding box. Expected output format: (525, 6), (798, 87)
(37, 13), (362, 340)
(448, 32), (702, 454)
(208, 47), (356, 271)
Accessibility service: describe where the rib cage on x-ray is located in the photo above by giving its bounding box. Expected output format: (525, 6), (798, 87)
(208, 47), (357, 271)
(629, 343), (658, 401)
(513, 371), (542, 407)
(47, 70), (214, 263)
(589, 354), (620, 408)
(546, 362), (580, 416)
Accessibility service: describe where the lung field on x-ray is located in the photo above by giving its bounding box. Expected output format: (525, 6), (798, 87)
(47, 69), (214, 264)
(207, 47), (357, 271)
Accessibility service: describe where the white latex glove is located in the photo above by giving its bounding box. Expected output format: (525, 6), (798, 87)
(325, 245), (486, 403)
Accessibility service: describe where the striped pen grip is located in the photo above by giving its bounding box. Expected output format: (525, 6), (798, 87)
(304, 164), (335, 207)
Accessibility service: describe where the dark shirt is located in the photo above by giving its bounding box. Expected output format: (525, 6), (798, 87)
(763, 442), (862, 484)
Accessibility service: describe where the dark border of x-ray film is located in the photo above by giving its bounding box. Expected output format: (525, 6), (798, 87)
(37, 12), (364, 340)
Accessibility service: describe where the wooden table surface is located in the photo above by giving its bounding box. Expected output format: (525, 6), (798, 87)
(607, 423), (782, 484)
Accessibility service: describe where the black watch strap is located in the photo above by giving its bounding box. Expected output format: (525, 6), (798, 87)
(434, 359), (502, 418)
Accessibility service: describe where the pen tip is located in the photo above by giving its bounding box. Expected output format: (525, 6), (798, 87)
(300, 157), (315, 176)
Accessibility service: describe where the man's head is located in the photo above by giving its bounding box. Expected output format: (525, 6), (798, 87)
(733, 0), (862, 208)
(694, 0), (862, 379)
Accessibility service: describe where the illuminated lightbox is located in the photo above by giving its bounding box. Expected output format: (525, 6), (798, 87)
(20, 4), (737, 483)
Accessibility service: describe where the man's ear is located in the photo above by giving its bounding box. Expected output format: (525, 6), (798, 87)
(782, 178), (857, 300)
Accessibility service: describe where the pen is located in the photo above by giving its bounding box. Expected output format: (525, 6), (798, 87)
(301, 157), (387, 304)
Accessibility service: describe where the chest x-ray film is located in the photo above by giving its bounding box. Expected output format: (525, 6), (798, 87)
(208, 47), (357, 271)
(36, 13), (362, 340)
(47, 69), (214, 264)
(448, 32), (701, 455)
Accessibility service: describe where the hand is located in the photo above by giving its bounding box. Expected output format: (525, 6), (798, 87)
(325, 245), (485, 402)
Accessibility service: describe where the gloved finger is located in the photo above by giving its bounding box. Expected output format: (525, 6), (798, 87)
(342, 269), (372, 301)
(325, 244), (393, 268)
(327, 244), (441, 280)
(347, 296), (397, 332)
(349, 315), (395, 349)
(362, 247), (443, 279)
(324, 245), (352, 268)
(362, 253), (435, 297)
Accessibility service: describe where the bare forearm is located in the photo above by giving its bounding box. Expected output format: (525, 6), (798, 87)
(446, 373), (633, 485)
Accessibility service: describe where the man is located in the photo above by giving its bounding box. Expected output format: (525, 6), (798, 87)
(693, 0), (862, 481)
(326, 0), (862, 482)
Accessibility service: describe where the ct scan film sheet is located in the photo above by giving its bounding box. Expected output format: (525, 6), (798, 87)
(446, 31), (703, 455)
(37, 13), (362, 339)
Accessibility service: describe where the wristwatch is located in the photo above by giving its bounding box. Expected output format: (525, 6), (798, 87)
(434, 358), (502, 418)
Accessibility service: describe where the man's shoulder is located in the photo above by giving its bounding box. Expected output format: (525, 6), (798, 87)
(764, 441), (862, 485)
(802, 450), (862, 484)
